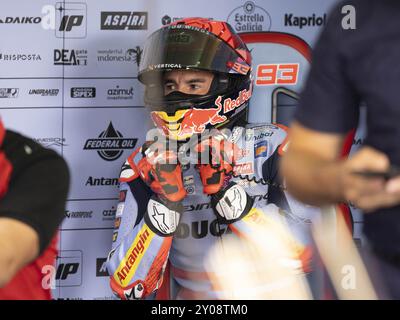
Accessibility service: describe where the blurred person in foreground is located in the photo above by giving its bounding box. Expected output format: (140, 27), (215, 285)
(0, 120), (69, 299)
(106, 18), (320, 300)
(281, 0), (400, 299)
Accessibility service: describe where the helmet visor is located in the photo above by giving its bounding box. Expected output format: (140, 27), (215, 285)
(138, 25), (250, 83)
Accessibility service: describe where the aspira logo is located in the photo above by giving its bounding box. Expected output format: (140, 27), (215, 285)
(101, 12), (148, 30)
(83, 122), (137, 161)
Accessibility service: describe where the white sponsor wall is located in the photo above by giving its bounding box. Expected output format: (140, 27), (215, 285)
(0, 0), (357, 299)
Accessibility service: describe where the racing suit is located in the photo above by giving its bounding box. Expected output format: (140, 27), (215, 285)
(107, 124), (321, 300)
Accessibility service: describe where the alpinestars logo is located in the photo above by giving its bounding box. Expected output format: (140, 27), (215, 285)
(100, 12), (148, 30)
(83, 122), (137, 161)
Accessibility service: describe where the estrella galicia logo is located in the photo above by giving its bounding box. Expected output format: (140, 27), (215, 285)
(227, 1), (271, 32)
(55, 2), (87, 38)
(83, 122), (137, 161)
(100, 12), (148, 30)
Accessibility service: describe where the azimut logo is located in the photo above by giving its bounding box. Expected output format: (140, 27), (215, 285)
(83, 122), (137, 161)
(227, 1), (271, 32)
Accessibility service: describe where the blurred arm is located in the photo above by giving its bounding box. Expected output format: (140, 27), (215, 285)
(281, 121), (346, 206)
(0, 218), (39, 287)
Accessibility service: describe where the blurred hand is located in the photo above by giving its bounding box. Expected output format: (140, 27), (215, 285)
(339, 146), (400, 212)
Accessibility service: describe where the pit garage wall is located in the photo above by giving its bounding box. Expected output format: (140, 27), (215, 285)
(0, 0), (363, 299)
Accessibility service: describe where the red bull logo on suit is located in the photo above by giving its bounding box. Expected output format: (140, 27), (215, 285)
(150, 86), (252, 140)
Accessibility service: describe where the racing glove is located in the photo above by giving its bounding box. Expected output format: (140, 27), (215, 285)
(194, 132), (253, 224)
(136, 139), (187, 236)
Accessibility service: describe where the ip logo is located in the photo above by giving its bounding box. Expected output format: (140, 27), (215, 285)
(55, 250), (83, 287)
(55, 2), (87, 38)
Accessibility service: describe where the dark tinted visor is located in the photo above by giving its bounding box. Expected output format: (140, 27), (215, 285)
(138, 25), (248, 83)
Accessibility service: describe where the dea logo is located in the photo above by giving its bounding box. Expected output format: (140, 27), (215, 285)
(227, 1), (272, 32)
(84, 122), (137, 161)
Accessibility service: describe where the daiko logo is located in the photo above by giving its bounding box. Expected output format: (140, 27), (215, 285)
(255, 63), (299, 86)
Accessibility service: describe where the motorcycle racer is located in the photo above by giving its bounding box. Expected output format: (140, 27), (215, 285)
(106, 18), (318, 300)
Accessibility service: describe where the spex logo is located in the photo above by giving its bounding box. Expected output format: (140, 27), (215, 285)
(55, 2), (87, 38)
(100, 12), (148, 30)
(55, 250), (82, 287)
(71, 87), (96, 98)
(96, 258), (109, 277)
(83, 122), (137, 161)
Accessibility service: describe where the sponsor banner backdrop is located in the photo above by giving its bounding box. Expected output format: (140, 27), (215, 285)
(0, 0), (356, 299)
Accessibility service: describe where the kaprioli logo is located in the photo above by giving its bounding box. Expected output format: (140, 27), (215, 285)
(227, 1), (271, 32)
(54, 49), (87, 66)
(0, 16), (41, 24)
(284, 13), (327, 29)
(0, 88), (19, 98)
(83, 122), (137, 161)
(100, 12), (148, 30)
